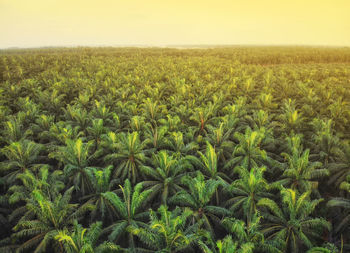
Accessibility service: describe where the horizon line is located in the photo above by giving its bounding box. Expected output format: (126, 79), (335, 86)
(1, 43), (350, 50)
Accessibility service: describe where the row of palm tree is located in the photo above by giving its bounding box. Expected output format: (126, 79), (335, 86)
(1, 132), (347, 252)
(1, 47), (350, 252)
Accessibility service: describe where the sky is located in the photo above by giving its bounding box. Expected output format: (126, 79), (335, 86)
(0, 0), (349, 48)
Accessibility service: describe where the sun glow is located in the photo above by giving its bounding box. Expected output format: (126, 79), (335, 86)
(0, 0), (349, 48)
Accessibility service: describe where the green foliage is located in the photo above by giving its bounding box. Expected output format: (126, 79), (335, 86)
(278, 135), (329, 193)
(80, 166), (119, 222)
(170, 172), (230, 236)
(55, 221), (122, 253)
(1, 47), (350, 252)
(1, 115), (32, 144)
(104, 132), (147, 184)
(328, 143), (350, 188)
(129, 205), (197, 252)
(50, 138), (96, 195)
(277, 99), (304, 135)
(141, 150), (189, 205)
(102, 179), (152, 248)
(1, 140), (44, 184)
(225, 166), (272, 223)
(258, 188), (331, 252)
(225, 128), (267, 173)
(10, 187), (93, 253)
(221, 215), (280, 253)
(327, 175), (350, 237)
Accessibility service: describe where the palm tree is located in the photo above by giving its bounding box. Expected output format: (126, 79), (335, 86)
(190, 103), (218, 136)
(165, 131), (198, 158)
(47, 122), (84, 147)
(255, 93), (278, 112)
(129, 115), (146, 132)
(0, 87), (8, 117)
(188, 142), (230, 205)
(327, 175), (350, 240)
(159, 114), (182, 132)
(221, 215), (281, 253)
(277, 99), (304, 135)
(222, 97), (248, 129)
(35, 89), (66, 119)
(90, 100), (115, 126)
(244, 110), (276, 155)
(102, 179), (152, 250)
(224, 128), (267, 173)
(6, 167), (64, 227)
(310, 118), (342, 166)
(328, 143), (350, 188)
(63, 105), (91, 134)
(16, 97), (41, 126)
(87, 119), (107, 151)
(100, 131), (119, 154)
(246, 109), (273, 131)
(32, 114), (55, 144)
(55, 221), (122, 253)
(141, 98), (165, 126)
(8, 166), (64, 206)
(298, 86), (320, 119)
(174, 104), (191, 125)
(225, 166), (272, 224)
(104, 132), (148, 184)
(327, 98), (348, 132)
(169, 172), (230, 236)
(0, 140), (44, 184)
(80, 166), (119, 222)
(140, 150), (189, 205)
(0, 115), (32, 145)
(10, 187), (93, 253)
(50, 138), (96, 196)
(205, 123), (234, 162)
(194, 142), (229, 181)
(257, 188), (330, 252)
(129, 205), (197, 252)
(278, 135), (329, 193)
(199, 233), (254, 253)
(144, 124), (168, 151)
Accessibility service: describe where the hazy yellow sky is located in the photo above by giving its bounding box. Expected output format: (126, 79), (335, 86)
(1, 0), (349, 48)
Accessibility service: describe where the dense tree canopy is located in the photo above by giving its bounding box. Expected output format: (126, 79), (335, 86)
(0, 46), (350, 252)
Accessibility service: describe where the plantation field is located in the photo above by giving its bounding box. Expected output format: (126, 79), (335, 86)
(1, 47), (350, 252)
